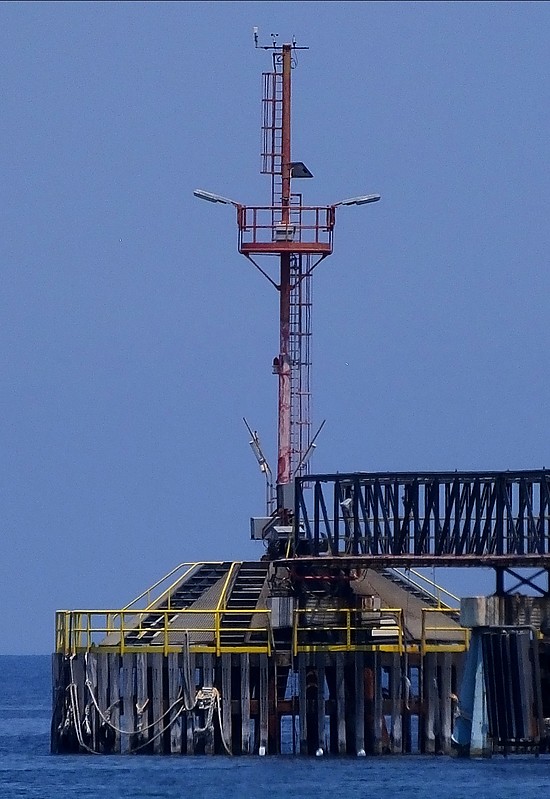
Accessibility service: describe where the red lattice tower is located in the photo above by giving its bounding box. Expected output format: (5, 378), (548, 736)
(240, 43), (333, 508)
(195, 40), (379, 513)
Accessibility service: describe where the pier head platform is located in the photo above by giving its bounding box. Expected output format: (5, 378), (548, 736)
(52, 469), (550, 757)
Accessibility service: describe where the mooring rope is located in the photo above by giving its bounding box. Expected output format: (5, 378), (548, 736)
(72, 654), (233, 755)
(83, 655), (185, 737)
(194, 687), (232, 756)
(66, 657), (100, 755)
(181, 632), (196, 711)
(129, 701), (188, 753)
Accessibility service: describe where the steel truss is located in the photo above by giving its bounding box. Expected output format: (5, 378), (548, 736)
(292, 471), (550, 574)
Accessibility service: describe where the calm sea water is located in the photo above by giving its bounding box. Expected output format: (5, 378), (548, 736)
(1, 655), (549, 798)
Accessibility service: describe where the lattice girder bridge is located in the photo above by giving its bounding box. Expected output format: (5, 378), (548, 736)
(284, 470), (550, 595)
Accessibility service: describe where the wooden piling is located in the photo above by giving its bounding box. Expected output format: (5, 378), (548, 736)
(424, 654), (437, 754)
(221, 653), (232, 754)
(259, 652), (269, 754)
(355, 652), (365, 755)
(96, 653), (109, 752)
(335, 652), (347, 754)
(240, 653), (251, 754)
(150, 652), (164, 754)
(268, 661), (279, 754)
(203, 653), (214, 754)
(184, 647), (195, 755)
(440, 652), (453, 753)
(135, 652), (148, 751)
(168, 651), (182, 754)
(298, 653), (307, 754)
(86, 653), (98, 751)
(390, 653), (403, 753)
(373, 652), (383, 754)
(121, 654), (135, 754)
(316, 652), (326, 753)
(108, 653), (121, 753)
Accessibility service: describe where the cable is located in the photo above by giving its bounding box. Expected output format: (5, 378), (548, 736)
(66, 654), (233, 755)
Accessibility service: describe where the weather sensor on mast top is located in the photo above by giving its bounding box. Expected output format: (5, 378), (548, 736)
(194, 36), (380, 517)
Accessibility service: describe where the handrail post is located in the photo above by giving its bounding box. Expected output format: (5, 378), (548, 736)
(420, 608), (426, 657)
(346, 609), (351, 651)
(67, 612), (72, 656)
(267, 611), (273, 657)
(164, 611), (168, 656)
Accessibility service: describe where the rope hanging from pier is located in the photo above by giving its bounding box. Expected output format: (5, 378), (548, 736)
(194, 688), (233, 756)
(58, 653), (234, 755)
(62, 656), (100, 755)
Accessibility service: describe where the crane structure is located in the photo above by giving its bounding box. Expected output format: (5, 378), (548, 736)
(195, 38), (379, 515)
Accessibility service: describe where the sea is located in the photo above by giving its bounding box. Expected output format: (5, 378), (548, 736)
(1, 655), (549, 798)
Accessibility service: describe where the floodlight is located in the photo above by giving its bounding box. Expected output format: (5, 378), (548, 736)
(193, 189), (242, 206)
(332, 194), (381, 207)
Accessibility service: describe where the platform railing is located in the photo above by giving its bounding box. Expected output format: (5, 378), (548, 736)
(420, 607), (469, 655)
(55, 608), (272, 657)
(388, 568), (460, 608)
(238, 205), (334, 249)
(121, 561), (227, 612)
(292, 607), (404, 655)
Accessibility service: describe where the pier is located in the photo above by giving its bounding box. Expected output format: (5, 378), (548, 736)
(52, 556), (468, 755)
(52, 36), (550, 756)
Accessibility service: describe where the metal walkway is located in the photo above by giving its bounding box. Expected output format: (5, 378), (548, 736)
(291, 470), (550, 566)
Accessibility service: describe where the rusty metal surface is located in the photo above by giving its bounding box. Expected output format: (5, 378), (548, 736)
(279, 554), (550, 568)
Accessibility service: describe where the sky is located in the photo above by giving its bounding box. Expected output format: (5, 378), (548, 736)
(1, 1), (550, 654)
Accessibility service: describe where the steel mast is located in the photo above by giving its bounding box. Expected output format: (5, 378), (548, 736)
(195, 36), (379, 521)
(248, 39), (330, 513)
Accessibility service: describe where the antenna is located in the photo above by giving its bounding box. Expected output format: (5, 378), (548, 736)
(293, 419), (326, 476)
(243, 418), (275, 513)
(253, 30), (308, 51)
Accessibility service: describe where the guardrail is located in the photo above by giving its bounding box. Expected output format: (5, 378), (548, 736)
(238, 205), (334, 251)
(293, 607), (404, 655)
(420, 607), (469, 655)
(390, 567), (460, 608)
(121, 561), (228, 612)
(55, 608), (272, 657)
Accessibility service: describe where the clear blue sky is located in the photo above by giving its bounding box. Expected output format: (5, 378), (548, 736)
(1, 1), (549, 653)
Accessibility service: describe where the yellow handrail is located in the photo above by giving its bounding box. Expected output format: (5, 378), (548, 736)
(55, 607), (272, 656)
(420, 607), (469, 654)
(122, 561), (225, 611)
(292, 606), (404, 655)
(215, 562), (240, 657)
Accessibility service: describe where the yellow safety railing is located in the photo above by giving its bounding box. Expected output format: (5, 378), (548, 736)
(214, 562), (239, 657)
(292, 606), (404, 655)
(55, 607), (272, 657)
(121, 561), (228, 612)
(420, 607), (469, 655)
